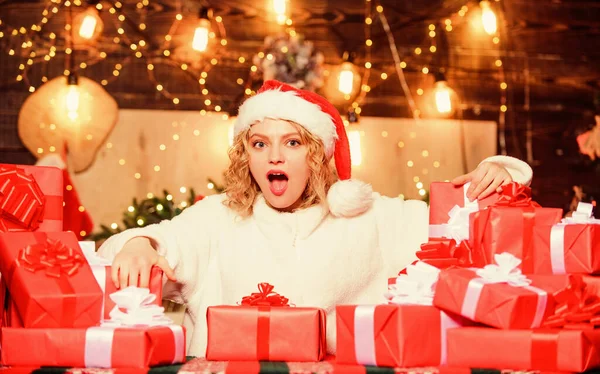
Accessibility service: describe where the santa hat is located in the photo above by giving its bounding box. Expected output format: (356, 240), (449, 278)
(234, 80), (373, 217)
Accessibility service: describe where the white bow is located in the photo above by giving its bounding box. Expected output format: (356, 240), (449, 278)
(475, 252), (531, 287)
(429, 204), (478, 243)
(101, 286), (173, 327)
(561, 202), (600, 225)
(385, 261), (441, 306)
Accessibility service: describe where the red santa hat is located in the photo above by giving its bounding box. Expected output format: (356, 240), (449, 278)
(234, 80), (373, 217)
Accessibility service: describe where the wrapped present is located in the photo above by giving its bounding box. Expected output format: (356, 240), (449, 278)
(428, 181), (500, 243)
(341, 262), (472, 367)
(1, 287), (186, 368)
(533, 202), (600, 274)
(0, 163), (63, 232)
(446, 327), (600, 372)
(80, 241), (164, 320)
(0, 232), (103, 328)
(389, 239), (473, 286)
(542, 274), (600, 329)
(433, 253), (569, 329)
(206, 283), (326, 362)
(469, 183), (562, 271)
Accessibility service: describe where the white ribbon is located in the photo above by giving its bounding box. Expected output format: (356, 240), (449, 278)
(102, 286), (173, 327)
(385, 261), (441, 306)
(428, 182), (479, 243)
(354, 305), (377, 366)
(439, 312), (462, 365)
(461, 253), (547, 328)
(80, 241), (111, 320)
(549, 202), (600, 274)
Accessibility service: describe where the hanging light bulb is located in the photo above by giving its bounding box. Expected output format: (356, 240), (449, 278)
(432, 72), (457, 116)
(480, 1), (497, 35)
(338, 62), (355, 95)
(192, 7), (211, 52)
(73, 2), (103, 42)
(66, 73), (80, 121)
(273, 0), (288, 24)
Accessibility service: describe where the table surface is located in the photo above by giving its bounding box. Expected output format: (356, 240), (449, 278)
(0, 357), (559, 374)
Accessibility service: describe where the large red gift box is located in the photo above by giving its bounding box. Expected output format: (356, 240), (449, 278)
(446, 327), (600, 372)
(433, 266), (569, 329)
(0, 325), (186, 368)
(336, 304), (469, 368)
(533, 223), (600, 275)
(0, 163), (63, 232)
(0, 231), (103, 328)
(206, 283), (326, 362)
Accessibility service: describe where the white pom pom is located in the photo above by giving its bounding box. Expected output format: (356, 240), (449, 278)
(327, 179), (373, 218)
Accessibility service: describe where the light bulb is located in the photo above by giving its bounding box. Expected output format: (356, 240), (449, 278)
(432, 81), (455, 114)
(480, 1), (497, 35)
(79, 14), (97, 39)
(65, 81), (80, 121)
(273, 0), (286, 15)
(192, 18), (211, 52)
(338, 62), (355, 95)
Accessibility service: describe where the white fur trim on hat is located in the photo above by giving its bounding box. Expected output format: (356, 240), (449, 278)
(327, 179), (374, 218)
(234, 89), (338, 156)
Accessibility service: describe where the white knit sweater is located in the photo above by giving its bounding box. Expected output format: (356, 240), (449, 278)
(98, 155), (532, 357)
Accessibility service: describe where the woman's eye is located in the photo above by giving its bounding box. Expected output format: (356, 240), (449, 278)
(252, 141), (265, 148)
(287, 139), (301, 147)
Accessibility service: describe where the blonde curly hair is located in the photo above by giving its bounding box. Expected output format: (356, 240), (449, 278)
(223, 121), (336, 217)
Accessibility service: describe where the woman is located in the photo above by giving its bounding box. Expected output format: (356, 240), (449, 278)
(98, 80), (532, 356)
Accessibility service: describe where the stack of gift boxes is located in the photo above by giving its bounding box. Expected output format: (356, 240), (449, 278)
(0, 163), (186, 369)
(336, 181), (600, 372)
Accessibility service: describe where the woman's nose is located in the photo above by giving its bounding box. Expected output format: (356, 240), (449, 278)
(269, 145), (284, 164)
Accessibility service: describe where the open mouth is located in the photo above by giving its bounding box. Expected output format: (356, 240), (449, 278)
(267, 171), (289, 196)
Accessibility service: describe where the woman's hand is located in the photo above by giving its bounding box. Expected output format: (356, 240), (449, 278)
(451, 162), (512, 201)
(111, 236), (176, 289)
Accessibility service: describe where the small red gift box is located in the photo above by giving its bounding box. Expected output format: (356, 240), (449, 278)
(336, 304), (470, 368)
(433, 261), (569, 329)
(532, 204), (600, 275)
(205, 283), (326, 362)
(0, 325), (186, 368)
(446, 327), (600, 372)
(429, 182), (499, 226)
(469, 184), (562, 271)
(0, 163), (63, 232)
(428, 182), (500, 242)
(80, 242), (164, 320)
(0, 232), (103, 328)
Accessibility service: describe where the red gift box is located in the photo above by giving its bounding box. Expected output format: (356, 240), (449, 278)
(468, 184), (562, 271)
(429, 182), (500, 243)
(0, 325), (186, 368)
(429, 182), (499, 226)
(0, 231), (103, 328)
(336, 304), (470, 367)
(446, 327), (600, 372)
(0, 163), (63, 232)
(433, 266), (569, 329)
(206, 283), (326, 362)
(533, 223), (600, 275)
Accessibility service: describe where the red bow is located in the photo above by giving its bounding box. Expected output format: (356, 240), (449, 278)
(493, 182), (540, 208)
(543, 275), (600, 329)
(0, 166), (46, 232)
(417, 238), (474, 267)
(16, 237), (84, 278)
(240, 283), (290, 307)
